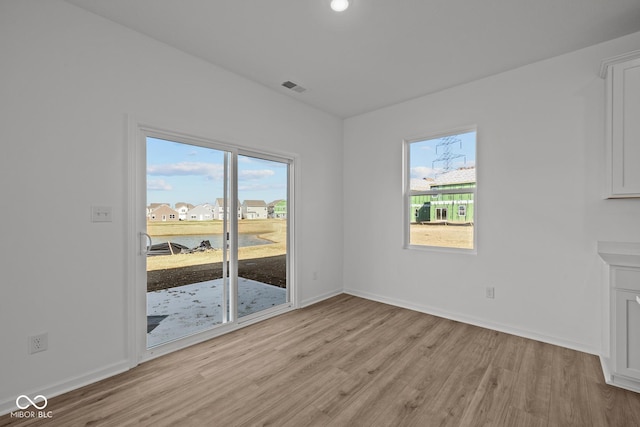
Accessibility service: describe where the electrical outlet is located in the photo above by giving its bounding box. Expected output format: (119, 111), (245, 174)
(29, 333), (48, 354)
(485, 287), (495, 299)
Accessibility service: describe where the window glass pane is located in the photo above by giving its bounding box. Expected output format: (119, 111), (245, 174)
(408, 130), (476, 250)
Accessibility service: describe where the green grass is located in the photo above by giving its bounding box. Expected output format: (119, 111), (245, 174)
(147, 220), (223, 236)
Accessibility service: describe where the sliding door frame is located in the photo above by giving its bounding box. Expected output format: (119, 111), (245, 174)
(126, 117), (297, 366)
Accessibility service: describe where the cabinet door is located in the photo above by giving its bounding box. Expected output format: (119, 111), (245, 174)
(615, 290), (640, 380)
(610, 58), (640, 197)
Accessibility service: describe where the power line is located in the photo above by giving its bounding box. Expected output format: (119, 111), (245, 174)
(432, 135), (466, 172)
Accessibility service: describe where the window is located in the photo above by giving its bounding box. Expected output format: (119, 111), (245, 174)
(405, 129), (476, 251)
(436, 208), (447, 221)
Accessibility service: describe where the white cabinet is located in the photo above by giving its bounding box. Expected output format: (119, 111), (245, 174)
(601, 50), (640, 198)
(613, 269), (640, 382)
(598, 242), (640, 392)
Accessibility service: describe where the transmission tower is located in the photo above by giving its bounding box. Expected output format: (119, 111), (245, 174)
(432, 135), (466, 172)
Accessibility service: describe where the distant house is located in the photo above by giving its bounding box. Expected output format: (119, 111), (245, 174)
(212, 198), (243, 220)
(147, 202), (170, 217)
(174, 202), (194, 220)
(148, 204), (179, 222)
(411, 167), (475, 224)
(212, 198), (225, 220)
(187, 203), (214, 221)
(241, 200), (267, 219)
(268, 200), (287, 219)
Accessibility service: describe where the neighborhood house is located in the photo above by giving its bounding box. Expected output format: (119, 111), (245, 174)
(241, 200), (268, 219)
(147, 199), (285, 221)
(410, 167), (475, 224)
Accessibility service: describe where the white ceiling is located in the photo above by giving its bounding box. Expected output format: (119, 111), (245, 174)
(65, 0), (640, 118)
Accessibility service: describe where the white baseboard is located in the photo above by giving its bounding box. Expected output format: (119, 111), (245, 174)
(344, 288), (598, 355)
(0, 360), (130, 416)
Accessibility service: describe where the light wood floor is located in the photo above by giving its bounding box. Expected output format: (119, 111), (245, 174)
(2, 294), (640, 426)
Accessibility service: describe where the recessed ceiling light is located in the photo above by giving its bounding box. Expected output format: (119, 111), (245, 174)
(330, 0), (349, 12)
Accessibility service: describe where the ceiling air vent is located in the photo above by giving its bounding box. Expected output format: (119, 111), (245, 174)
(281, 80), (306, 93)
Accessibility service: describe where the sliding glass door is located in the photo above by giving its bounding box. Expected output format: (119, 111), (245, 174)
(141, 132), (291, 349)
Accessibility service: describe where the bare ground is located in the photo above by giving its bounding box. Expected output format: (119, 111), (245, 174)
(409, 223), (474, 249)
(147, 254), (286, 292)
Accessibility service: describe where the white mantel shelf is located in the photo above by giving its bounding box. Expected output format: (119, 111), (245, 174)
(598, 241), (640, 268)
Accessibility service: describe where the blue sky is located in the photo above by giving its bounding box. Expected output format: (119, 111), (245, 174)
(147, 137), (287, 207)
(410, 130), (476, 180)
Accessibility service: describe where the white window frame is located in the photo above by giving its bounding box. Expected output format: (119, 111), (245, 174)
(403, 126), (478, 254)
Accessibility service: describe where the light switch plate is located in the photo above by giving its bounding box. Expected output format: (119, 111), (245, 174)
(91, 206), (112, 222)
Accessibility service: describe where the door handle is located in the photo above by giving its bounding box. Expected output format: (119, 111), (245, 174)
(636, 296), (640, 305)
(140, 232), (152, 255)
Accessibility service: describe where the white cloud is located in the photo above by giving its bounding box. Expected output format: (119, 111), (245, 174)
(147, 162), (224, 180)
(147, 179), (173, 191)
(238, 183), (286, 192)
(239, 169), (275, 180)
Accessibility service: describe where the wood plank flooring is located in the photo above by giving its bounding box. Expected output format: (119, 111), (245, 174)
(2, 294), (639, 426)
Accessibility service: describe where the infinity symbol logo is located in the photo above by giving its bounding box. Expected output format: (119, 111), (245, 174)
(16, 395), (48, 410)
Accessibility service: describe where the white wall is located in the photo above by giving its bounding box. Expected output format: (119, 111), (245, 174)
(2, 0), (639, 415)
(343, 32), (640, 354)
(0, 0), (343, 412)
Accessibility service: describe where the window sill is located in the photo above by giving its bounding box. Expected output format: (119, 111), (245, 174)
(405, 244), (477, 255)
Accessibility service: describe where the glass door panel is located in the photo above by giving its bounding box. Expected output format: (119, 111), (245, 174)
(145, 137), (230, 348)
(236, 154), (289, 319)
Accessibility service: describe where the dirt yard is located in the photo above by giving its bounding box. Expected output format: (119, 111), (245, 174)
(409, 223), (474, 249)
(147, 255), (286, 291)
